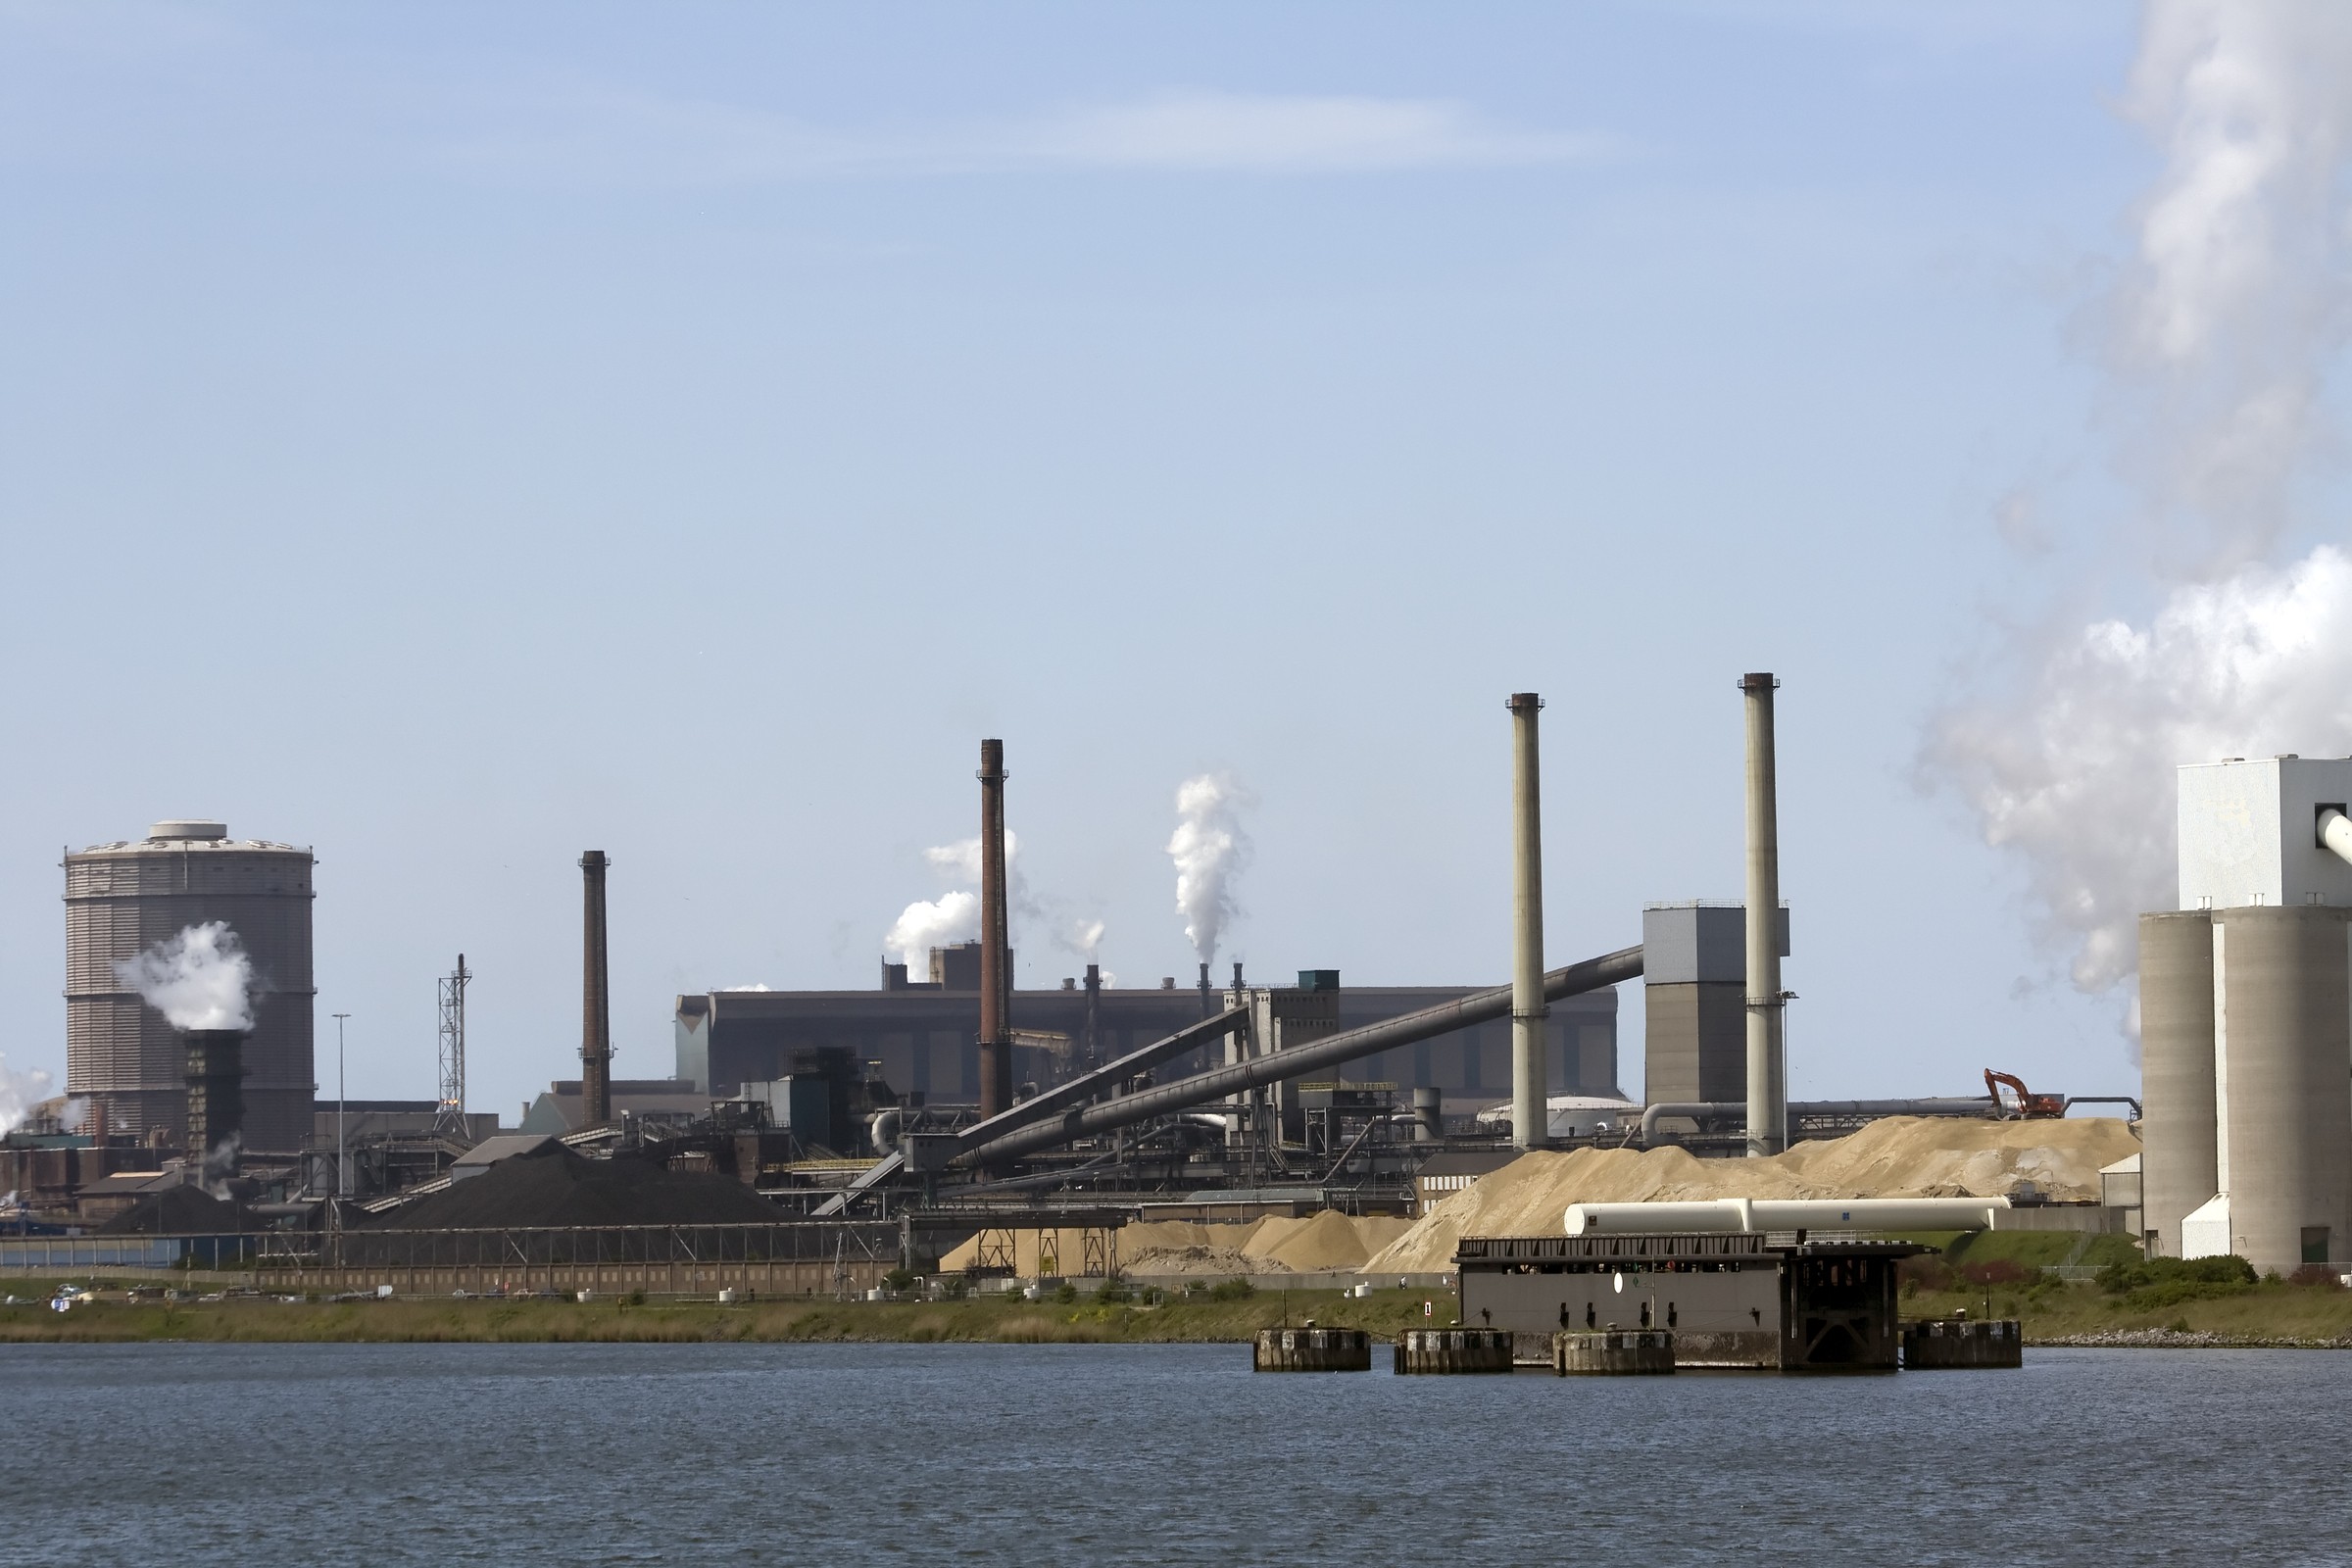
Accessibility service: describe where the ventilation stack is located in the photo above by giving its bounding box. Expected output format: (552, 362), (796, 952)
(1507, 692), (1548, 1151)
(1740, 673), (1786, 1157)
(580, 851), (612, 1128)
(182, 1027), (247, 1169)
(977, 740), (1012, 1120)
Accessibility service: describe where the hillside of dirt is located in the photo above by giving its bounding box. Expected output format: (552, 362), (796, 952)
(938, 1210), (1412, 1276)
(1365, 1115), (2140, 1274)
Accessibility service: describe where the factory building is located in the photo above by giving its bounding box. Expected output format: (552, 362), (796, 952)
(63, 820), (316, 1154)
(1641, 902), (1791, 1106)
(673, 946), (1619, 1118)
(2141, 757), (2352, 1273)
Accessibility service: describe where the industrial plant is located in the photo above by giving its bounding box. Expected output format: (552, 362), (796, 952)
(0, 672), (2227, 1370)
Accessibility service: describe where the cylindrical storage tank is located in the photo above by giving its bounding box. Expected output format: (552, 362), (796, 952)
(65, 822), (316, 1155)
(2212, 906), (2352, 1274)
(2139, 909), (2218, 1257)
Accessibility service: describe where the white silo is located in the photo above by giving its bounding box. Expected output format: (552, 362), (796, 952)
(2141, 758), (2352, 1274)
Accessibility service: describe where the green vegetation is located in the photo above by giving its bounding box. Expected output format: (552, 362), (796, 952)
(1901, 1259), (2351, 1346)
(0, 1283), (1457, 1347)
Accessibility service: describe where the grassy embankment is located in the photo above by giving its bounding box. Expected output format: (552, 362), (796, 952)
(0, 1284), (1450, 1347)
(1897, 1229), (2352, 1346)
(7, 1230), (2348, 1348)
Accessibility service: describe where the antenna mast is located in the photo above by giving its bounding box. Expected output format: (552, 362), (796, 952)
(435, 955), (469, 1140)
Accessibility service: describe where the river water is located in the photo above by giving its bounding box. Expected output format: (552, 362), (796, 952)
(5, 1342), (2346, 1564)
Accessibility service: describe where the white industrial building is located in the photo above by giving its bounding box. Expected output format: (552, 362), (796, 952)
(2141, 756), (2352, 1274)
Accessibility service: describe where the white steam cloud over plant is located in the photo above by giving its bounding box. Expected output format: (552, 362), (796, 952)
(0, 1054), (56, 1139)
(1927, 1), (2352, 1020)
(1168, 774), (1251, 965)
(114, 921), (256, 1031)
(881, 832), (1025, 969)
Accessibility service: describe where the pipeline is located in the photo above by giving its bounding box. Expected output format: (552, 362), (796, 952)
(1638, 1098), (2002, 1145)
(959, 945), (1643, 1167)
(1567, 1196), (2011, 1235)
(814, 1006), (1248, 1215)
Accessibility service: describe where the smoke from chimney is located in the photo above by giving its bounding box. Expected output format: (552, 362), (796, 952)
(1924, 2), (2352, 1028)
(881, 832), (1037, 968)
(1168, 773), (1251, 966)
(114, 922), (256, 1031)
(0, 1054), (55, 1139)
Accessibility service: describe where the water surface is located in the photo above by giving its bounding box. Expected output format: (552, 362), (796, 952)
(6, 1343), (2345, 1564)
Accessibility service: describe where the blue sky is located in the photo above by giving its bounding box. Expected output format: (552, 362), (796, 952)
(3, 2), (2224, 1121)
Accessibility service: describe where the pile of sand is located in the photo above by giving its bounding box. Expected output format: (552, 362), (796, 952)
(938, 1210), (1412, 1276)
(1123, 1245), (1273, 1276)
(1365, 1116), (2141, 1274)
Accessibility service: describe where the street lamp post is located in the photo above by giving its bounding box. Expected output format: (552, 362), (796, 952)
(332, 1012), (352, 1200)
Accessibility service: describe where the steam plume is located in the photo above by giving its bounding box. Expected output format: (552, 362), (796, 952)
(1927, 2), (2352, 1017)
(883, 889), (981, 968)
(0, 1054), (55, 1139)
(1168, 774), (1251, 964)
(114, 921), (256, 1031)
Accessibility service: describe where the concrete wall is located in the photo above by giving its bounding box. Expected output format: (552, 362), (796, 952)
(1642, 981), (1747, 1104)
(1460, 1263), (1778, 1346)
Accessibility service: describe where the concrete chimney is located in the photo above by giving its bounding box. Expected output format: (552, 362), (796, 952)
(580, 850), (612, 1128)
(1507, 693), (1549, 1151)
(977, 741), (1012, 1119)
(1740, 674), (1786, 1156)
(1082, 962), (1102, 1071)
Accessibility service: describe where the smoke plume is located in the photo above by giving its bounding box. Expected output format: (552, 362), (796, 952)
(0, 1054), (55, 1139)
(114, 921), (256, 1031)
(883, 889), (981, 969)
(1927, 2), (2352, 1016)
(201, 1134), (243, 1200)
(1168, 774), (1251, 964)
(883, 830), (1036, 970)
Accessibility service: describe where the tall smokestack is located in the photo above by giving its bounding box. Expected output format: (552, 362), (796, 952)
(580, 850), (612, 1128)
(1082, 962), (1102, 1072)
(1508, 693), (1548, 1151)
(977, 741), (1012, 1119)
(1198, 960), (1212, 1018)
(1740, 674), (1786, 1156)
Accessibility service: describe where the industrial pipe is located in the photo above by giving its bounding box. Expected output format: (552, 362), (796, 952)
(1566, 1196), (2011, 1236)
(2321, 806), (2352, 867)
(1740, 673), (1786, 1157)
(960, 946), (1644, 1167)
(1638, 1099), (2003, 1144)
(1508, 693), (1547, 1152)
(978, 740), (1011, 1121)
(813, 1005), (1250, 1214)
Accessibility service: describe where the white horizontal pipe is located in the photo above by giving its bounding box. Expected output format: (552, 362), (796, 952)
(1565, 1197), (2010, 1236)
(2322, 807), (2352, 868)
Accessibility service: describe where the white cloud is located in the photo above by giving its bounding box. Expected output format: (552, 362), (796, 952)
(441, 86), (1604, 186)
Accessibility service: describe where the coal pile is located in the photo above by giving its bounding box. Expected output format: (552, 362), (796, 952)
(97, 1184), (254, 1235)
(367, 1143), (787, 1230)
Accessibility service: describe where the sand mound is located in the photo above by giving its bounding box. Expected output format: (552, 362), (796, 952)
(1248, 1209), (1415, 1272)
(937, 1211), (1414, 1276)
(1124, 1245), (1283, 1276)
(1366, 1116), (2141, 1274)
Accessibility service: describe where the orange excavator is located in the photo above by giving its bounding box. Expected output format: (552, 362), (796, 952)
(1984, 1069), (2068, 1119)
